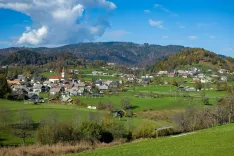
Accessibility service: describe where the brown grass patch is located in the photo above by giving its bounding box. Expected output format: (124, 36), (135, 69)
(0, 140), (125, 156)
(138, 109), (183, 121)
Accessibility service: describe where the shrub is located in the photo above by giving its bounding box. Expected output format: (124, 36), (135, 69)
(125, 110), (134, 117)
(36, 125), (55, 145)
(79, 121), (102, 143)
(121, 98), (133, 110)
(132, 122), (156, 139)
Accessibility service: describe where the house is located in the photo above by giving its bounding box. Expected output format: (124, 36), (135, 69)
(33, 84), (43, 93)
(201, 78), (212, 84)
(157, 71), (168, 76)
(218, 69), (230, 74)
(221, 76), (227, 81)
(49, 75), (64, 83)
(74, 70), (79, 74)
(211, 74), (219, 78)
(107, 63), (116, 66)
(17, 75), (26, 81)
(92, 71), (103, 75)
(109, 81), (120, 88)
(77, 82), (86, 88)
(61, 95), (73, 104)
(168, 70), (177, 77)
(49, 87), (62, 95)
(177, 70), (186, 75)
(193, 78), (200, 82)
(198, 74), (205, 78)
(178, 86), (196, 92)
(99, 85), (109, 91)
(66, 88), (79, 96)
(1, 65), (8, 69)
(7, 80), (20, 86)
(30, 94), (45, 103)
(95, 80), (103, 86)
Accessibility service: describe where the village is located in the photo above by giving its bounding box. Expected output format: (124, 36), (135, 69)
(5, 64), (232, 106)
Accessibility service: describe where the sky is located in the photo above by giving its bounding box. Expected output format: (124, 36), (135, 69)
(0, 0), (233, 56)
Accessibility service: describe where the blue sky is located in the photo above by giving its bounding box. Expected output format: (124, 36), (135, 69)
(0, 0), (233, 56)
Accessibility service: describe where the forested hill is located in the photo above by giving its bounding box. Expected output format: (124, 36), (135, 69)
(150, 48), (234, 72)
(0, 50), (77, 65)
(0, 42), (186, 66)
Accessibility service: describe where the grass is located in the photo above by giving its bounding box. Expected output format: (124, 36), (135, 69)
(0, 98), (167, 146)
(83, 75), (120, 81)
(39, 72), (57, 78)
(75, 123), (234, 156)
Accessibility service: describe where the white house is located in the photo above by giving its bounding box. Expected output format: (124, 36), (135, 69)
(221, 76), (227, 81)
(218, 69), (230, 74)
(49, 76), (64, 83)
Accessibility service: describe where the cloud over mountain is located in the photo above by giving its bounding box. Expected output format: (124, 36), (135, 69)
(0, 0), (116, 45)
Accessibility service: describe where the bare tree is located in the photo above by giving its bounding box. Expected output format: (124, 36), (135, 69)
(0, 108), (13, 126)
(13, 110), (34, 145)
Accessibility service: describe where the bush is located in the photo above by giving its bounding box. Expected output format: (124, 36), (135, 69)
(101, 118), (131, 142)
(79, 121), (102, 143)
(96, 101), (115, 111)
(132, 122), (156, 139)
(36, 125), (55, 145)
(121, 98), (133, 110)
(125, 110), (134, 117)
(202, 97), (210, 105)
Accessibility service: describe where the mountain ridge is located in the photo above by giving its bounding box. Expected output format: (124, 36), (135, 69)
(0, 42), (186, 66)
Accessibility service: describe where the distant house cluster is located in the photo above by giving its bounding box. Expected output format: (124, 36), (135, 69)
(155, 67), (231, 83)
(7, 67), (123, 104)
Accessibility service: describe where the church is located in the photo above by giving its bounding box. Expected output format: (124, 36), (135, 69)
(49, 67), (65, 83)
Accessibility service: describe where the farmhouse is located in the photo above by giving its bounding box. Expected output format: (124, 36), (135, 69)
(218, 69), (230, 74)
(50, 87), (62, 95)
(49, 75), (64, 83)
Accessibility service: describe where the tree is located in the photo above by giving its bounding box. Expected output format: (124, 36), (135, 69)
(14, 110), (34, 145)
(0, 108), (12, 126)
(0, 70), (11, 98)
(79, 121), (102, 143)
(121, 98), (133, 110)
(194, 81), (202, 91)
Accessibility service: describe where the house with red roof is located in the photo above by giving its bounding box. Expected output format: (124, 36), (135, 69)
(49, 75), (64, 83)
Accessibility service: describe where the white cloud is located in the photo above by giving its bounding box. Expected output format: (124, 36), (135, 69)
(209, 36), (216, 39)
(154, 4), (178, 16)
(179, 26), (185, 29)
(17, 26), (48, 45)
(161, 36), (168, 39)
(188, 36), (198, 40)
(149, 19), (165, 29)
(144, 10), (150, 13)
(0, 0), (116, 45)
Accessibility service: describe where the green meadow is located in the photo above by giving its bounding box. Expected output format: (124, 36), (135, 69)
(75, 123), (234, 156)
(0, 82), (230, 146)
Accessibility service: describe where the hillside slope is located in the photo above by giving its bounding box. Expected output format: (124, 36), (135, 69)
(75, 124), (234, 156)
(150, 48), (234, 72)
(0, 49), (77, 65)
(0, 42), (186, 66)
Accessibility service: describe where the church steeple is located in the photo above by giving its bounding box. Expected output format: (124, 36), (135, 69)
(61, 67), (65, 78)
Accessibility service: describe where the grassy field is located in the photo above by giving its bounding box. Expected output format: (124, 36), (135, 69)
(0, 82), (230, 146)
(83, 75), (120, 81)
(0, 98), (169, 146)
(74, 123), (234, 156)
(39, 72), (57, 78)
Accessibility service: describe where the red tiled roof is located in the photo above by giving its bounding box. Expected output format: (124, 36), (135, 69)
(49, 75), (63, 79)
